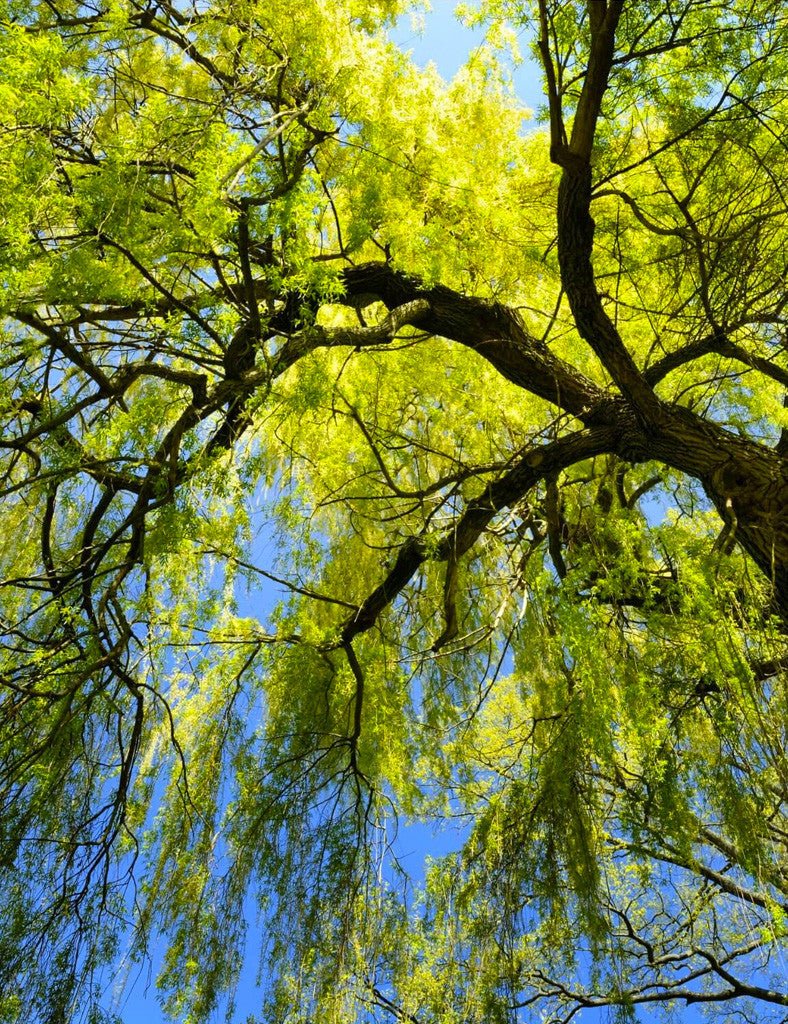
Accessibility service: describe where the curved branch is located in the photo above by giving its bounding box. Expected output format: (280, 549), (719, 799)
(645, 333), (788, 390)
(340, 263), (605, 422)
(340, 425), (620, 644)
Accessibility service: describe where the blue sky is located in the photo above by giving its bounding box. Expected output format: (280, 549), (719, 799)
(114, 7), (713, 1024)
(396, 0), (544, 110)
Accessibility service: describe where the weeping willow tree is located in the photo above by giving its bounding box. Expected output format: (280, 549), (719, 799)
(1, 0), (787, 1021)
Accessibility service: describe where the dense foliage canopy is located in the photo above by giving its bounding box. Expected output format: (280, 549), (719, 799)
(1, 1), (787, 1021)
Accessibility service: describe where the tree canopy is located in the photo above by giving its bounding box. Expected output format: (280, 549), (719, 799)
(1, 1), (787, 1021)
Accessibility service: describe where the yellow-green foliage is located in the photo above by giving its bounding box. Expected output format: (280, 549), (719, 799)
(1, 2), (787, 1023)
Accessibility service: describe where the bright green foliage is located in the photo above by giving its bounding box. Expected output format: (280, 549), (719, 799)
(0, 2), (787, 1023)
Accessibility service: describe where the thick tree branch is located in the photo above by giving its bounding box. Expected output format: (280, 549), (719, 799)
(570, 2), (624, 162)
(341, 263), (606, 422)
(532, 2), (664, 423)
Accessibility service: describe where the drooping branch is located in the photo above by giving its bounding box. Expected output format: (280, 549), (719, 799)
(340, 425), (620, 644)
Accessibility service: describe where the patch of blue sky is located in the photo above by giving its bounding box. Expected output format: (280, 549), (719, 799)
(391, 0), (544, 115)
